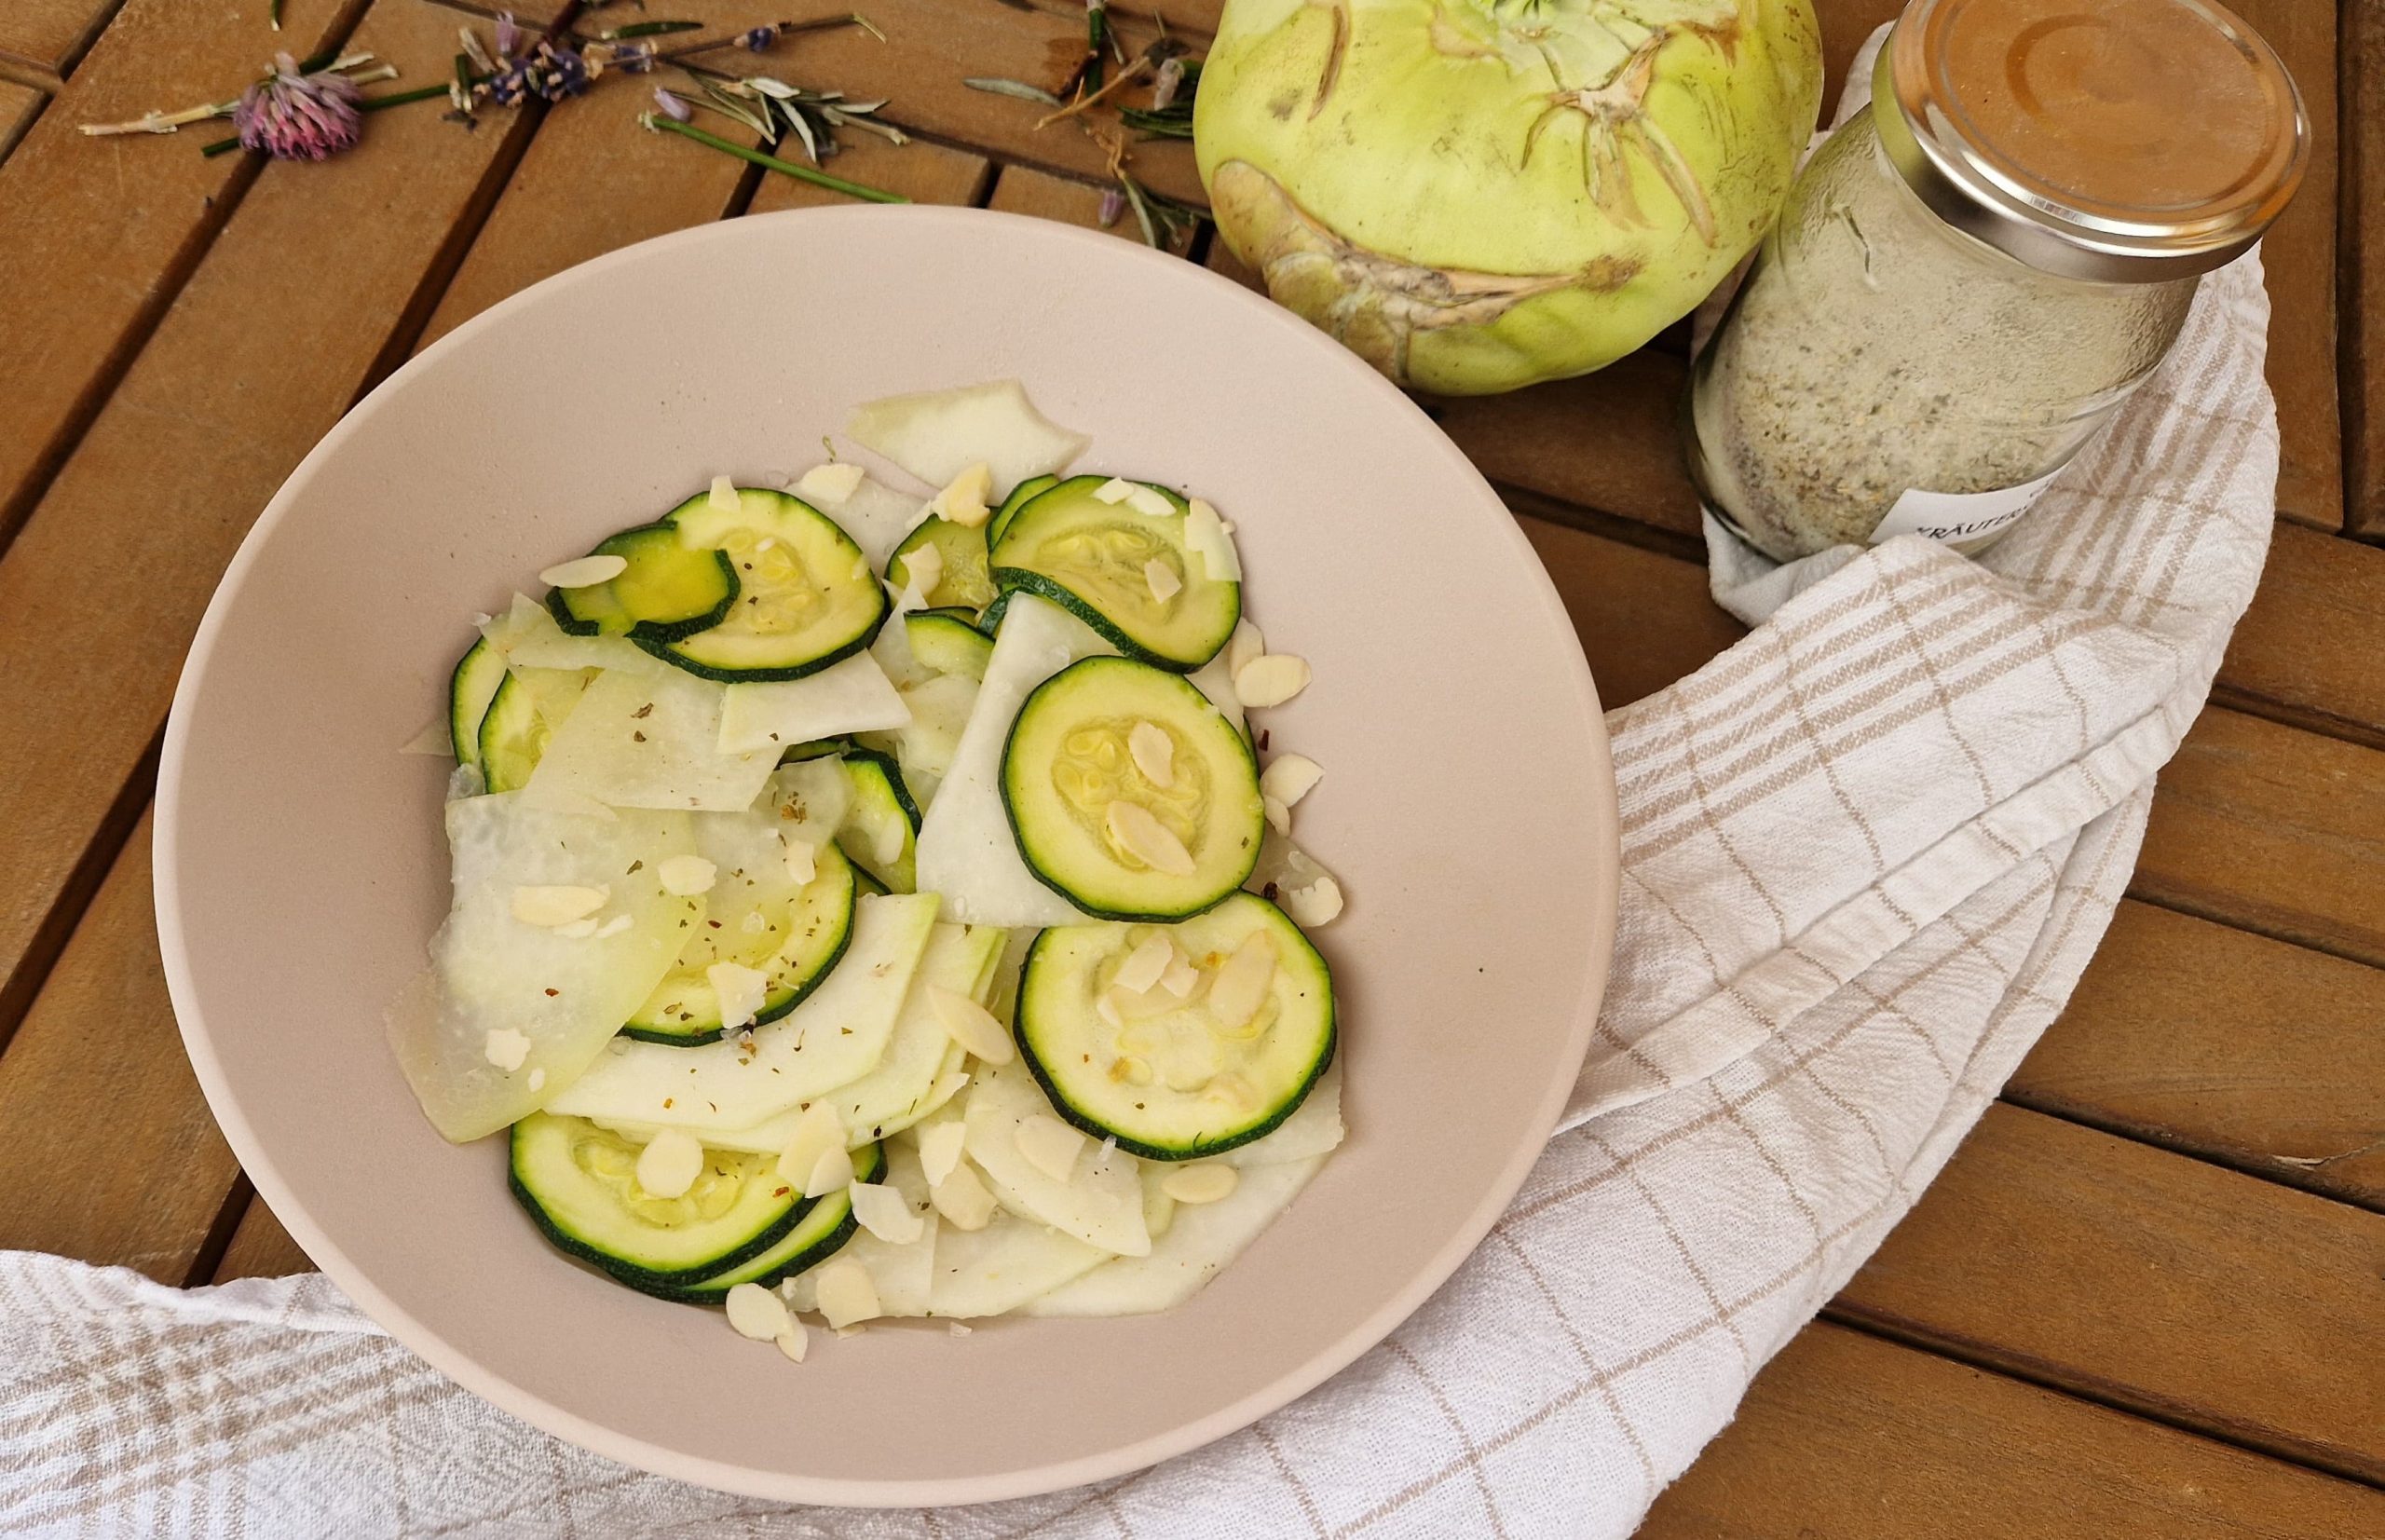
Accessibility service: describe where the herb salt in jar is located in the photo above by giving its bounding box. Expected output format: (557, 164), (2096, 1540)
(1689, 0), (2306, 563)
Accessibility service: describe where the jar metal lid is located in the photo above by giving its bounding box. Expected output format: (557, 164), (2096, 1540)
(1872, 0), (2307, 281)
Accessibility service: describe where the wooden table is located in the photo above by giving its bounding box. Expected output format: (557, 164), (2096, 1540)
(2, 0), (2379, 1530)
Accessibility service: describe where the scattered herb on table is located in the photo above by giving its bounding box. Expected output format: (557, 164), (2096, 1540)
(963, 33), (1202, 251)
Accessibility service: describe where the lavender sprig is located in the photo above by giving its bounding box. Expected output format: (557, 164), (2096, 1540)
(638, 113), (906, 202)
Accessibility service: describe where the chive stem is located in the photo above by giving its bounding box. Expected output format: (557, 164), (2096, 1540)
(644, 114), (906, 203)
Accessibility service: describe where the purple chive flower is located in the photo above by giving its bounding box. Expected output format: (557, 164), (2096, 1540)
(233, 52), (362, 161)
(1097, 187), (1125, 227)
(653, 87), (692, 122)
(494, 10), (522, 58)
(740, 25), (780, 51)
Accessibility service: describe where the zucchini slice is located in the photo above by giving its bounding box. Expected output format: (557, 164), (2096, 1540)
(647, 1142), (885, 1303)
(547, 522), (737, 642)
(448, 640), (510, 770)
(1001, 656), (1263, 920)
(509, 1111), (807, 1288)
(1016, 893), (1335, 1159)
(837, 748), (921, 893)
(985, 472), (1059, 546)
(475, 674), (547, 793)
(904, 608), (994, 681)
(989, 475), (1239, 671)
(887, 517), (997, 611)
(641, 487), (889, 682)
(778, 736), (853, 764)
(620, 838), (859, 1045)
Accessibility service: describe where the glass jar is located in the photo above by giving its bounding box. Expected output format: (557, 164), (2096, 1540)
(1689, 0), (2306, 563)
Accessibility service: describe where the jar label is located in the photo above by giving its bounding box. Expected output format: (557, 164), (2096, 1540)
(1872, 469), (2064, 547)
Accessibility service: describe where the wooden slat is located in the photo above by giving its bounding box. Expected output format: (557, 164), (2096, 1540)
(0, 0), (537, 1035)
(0, 0), (125, 79)
(1519, 513), (1744, 709)
(0, 811), (238, 1285)
(1641, 1321), (2385, 1538)
(2215, 522), (2385, 750)
(1434, 356), (1704, 547)
(2134, 708), (2385, 969)
(743, 129), (989, 214)
(987, 162), (1183, 250)
(0, 80), (42, 162)
(2348, 0), (2384, 538)
(2009, 900), (2385, 1211)
(0, 0), (363, 543)
(1833, 1104), (2385, 1482)
(212, 1194), (315, 1281)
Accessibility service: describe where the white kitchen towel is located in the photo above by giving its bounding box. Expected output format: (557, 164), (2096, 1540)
(0, 52), (2280, 1540)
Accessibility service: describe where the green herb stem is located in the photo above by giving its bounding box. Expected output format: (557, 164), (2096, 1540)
(646, 115), (906, 203)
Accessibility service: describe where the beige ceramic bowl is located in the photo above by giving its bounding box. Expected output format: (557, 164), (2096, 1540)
(157, 207), (1618, 1506)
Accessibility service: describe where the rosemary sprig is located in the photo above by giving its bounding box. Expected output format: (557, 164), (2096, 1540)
(964, 76), (1061, 106)
(1117, 169), (1199, 251)
(640, 114), (906, 201)
(1119, 59), (1197, 138)
(600, 20), (705, 39)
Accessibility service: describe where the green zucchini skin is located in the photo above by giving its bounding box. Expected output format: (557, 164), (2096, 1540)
(638, 488), (891, 683)
(984, 472), (1060, 546)
(643, 1143), (887, 1304)
(835, 747), (921, 893)
(546, 523), (740, 644)
(777, 737), (854, 765)
(509, 1115), (806, 1288)
(617, 843), (860, 1046)
(448, 639), (510, 770)
(988, 475), (1239, 672)
(904, 609), (995, 680)
(888, 517), (997, 611)
(475, 674), (548, 794)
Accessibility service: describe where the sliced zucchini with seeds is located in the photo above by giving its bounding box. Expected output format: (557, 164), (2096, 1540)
(646, 1142), (886, 1303)
(837, 748), (920, 893)
(620, 838), (859, 1045)
(449, 640), (510, 770)
(985, 472), (1059, 546)
(887, 516), (996, 610)
(989, 474), (1239, 671)
(1016, 894), (1334, 1159)
(1002, 656), (1263, 920)
(905, 607), (994, 681)
(546, 522), (737, 642)
(641, 487), (889, 682)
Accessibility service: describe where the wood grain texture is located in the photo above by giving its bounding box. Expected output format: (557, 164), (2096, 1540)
(2215, 522), (2385, 747)
(0, 80), (43, 162)
(987, 162), (1161, 244)
(212, 1194), (315, 1281)
(1519, 512), (1744, 709)
(1641, 1321), (2385, 1538)
(0, 0), (362, 543)
(1833, 1105), (2385, 1482)
(1433, 354), (1703, 544)
(0, 0), (128, 77)
(2009, 900), (2385, 1211)
(2348, 0), (2384, 537)
(2134, 708), (2385, 968)
(743, 130), (989, 214)
(0, 0), (536, 1038)
(0, 811), (238, 1285)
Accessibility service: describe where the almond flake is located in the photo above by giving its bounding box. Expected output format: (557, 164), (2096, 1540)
(658, 855), (717, 896)
(709, 474), (741, 511)
(593, 915), (633, 939)
(782, 836), (817, 885)
(727, 1281), (794, 1342)
(511, 884), (608, 927)
(775, 1321), (810, 1363)
(804, 1142), (855, 1200)
(708, 961), (770, 1029)
(1110, 984), (1179, 1021)
(947, 1321), (973, 1337)
(918, 1120), (968, 1186)
(929, 986), (1014, 1064)
(1159, 954), (1201, 998)
(538, 553), (629, 590)
(1234, 654), (1311, 710)
(1115, 934), (1173, 996)
(777, 1102), (846, 1186)
(925, 1069), (972, 1108)
(1161, 1164), (1239, 1205)
(741, 910), (768, 934)
(1125, 727), (1174, 793)
(796, 461), (865, 506)
(634, 1129), (704, 1199)
(1259, 753), (1323, 809)
(553, 917), (601, 940)
(1105, 800), (1194, 877)
(875, 820), (906, 869)
(1184, 497), (1242, 581)
(1283, 875), (1345, 927)
(1015, 1114), (1087, 1184)
(1091, 477), (1137, 505)
(1096, 991), (1124, 1028)
(1262, 796), (1290, 835)
(850, 1180), (925, 1245)
(901, 541), (945, 601)
(813, 1257), (880, 1329)
(1226, 618), (1265, 678)
(835, 1325), (867, 1339)
(1143, 559), (1182, 603)
(482, 1027), (532, 1072)
(931, 463), (995, 527)
(527, 1067), (547, 1093)
(1206, 931), (1278, 1032)
(931, 1164), (998, 1230)
(1125, 484), (1174, 518)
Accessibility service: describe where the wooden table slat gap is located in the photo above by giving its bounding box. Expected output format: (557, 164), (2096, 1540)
(2343, 0), (2381, 537)
(180, 1173), (254, 1289)
(1505, 486), (1708, 566)
(0, 81), (47, 164)
(0, 731), (157, 1059)
(1994, 1086), (2385, 1219)
(0, 57), (63, 94)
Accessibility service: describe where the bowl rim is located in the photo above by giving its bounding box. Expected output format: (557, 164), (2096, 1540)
(155, 203), (1620, 1507)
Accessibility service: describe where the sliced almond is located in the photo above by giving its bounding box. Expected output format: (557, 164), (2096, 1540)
(1105, 800), (1194, 877)
(947, 1321), (973, 1337)
(1125, 484), (1175, 519)
(593, 914), (634, 939)
(931, 462), (995, 527)
(1143, 558), (1182, 603)
(1160, 1164), (1239, 1205)
(1158, 953), (1201, 999)
(527, 1067), (547, 1093)
(707, 961), (770, 1029)
(1283, 875), (1345, 928)
(482, 1027), (531, 1072)
(1127, 722), (1175, 789)
(804, 1142), (855, 1200)
(657, 854), (717, 896)
(709, 474), (741, 511)
(726, 1280), (795, 1342)
(510, 884), (608, 927)
(1259, 753), (1323, 809)
(553, 916), (601, 940)
(1113, 933), (1173, 996)
(1095, 991), (1124, 1028)
(1262, 795), (1290, 836)
(1233, 653), (1311, 710)
(775, 1321), (810, 1363)
(538, 553), (629, 590)
(634, 1129), (705, 1200)
(795, 461), (865, 506)
(1111, 984), (1180, 1021)
(849, 1180), (925, 1245)
(929, 986), (1014, 1064)
(875, 820), (906, 869)
(776, 1101), (846, 1186)
(1091, 477), (1138, 505)
(917, 1120), (967, 1186)
(1015, 1113), (1088, 1184)
(1225, 618), (1265, 678)
(813, 1257), (880, 1329)
(900, 541), (945, 601)
(1206, 931), (1278, 1032)
(930, 1164), (997, 1230)
(781, 835), (818, 885)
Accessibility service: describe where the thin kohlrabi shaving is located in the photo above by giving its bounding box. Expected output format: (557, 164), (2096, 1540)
(846, 379), (1092, 495)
